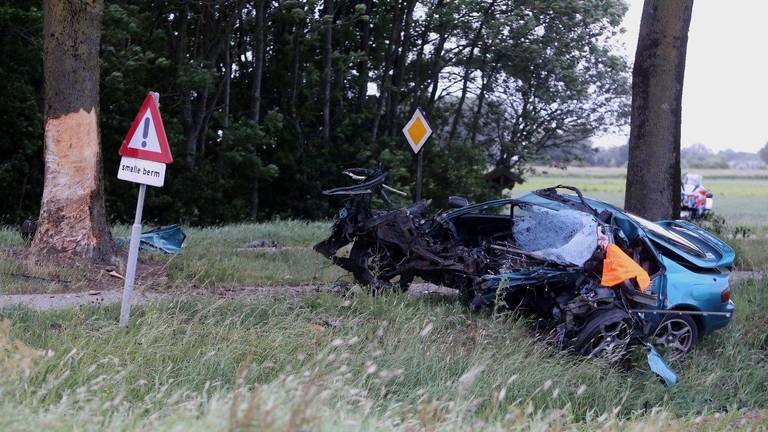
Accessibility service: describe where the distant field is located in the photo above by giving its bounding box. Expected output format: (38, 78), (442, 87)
(524, 166), (768, 179)
(513, 167), (768, 232)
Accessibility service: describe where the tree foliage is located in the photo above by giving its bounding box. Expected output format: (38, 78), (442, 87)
(0, 0), (629, 225)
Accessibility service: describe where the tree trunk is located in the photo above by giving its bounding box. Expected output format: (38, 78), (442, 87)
(408, 25), (430, 115)
(249, 0), (266, 218)
(355, 0), (373, 108)
(387, 0), (417, 138)
(425, 25), (448, 117)
(624, 0), (693, 220)
(448, 0), (494, 143)
(223, 33), (232, 130)
(371, 0), (403, 144)
(250, 0), (265, 124)
(322, 0), (333, 147)
(290, 18), (305, 175)
(469, 59), (496, 145)
(250, 176), (259, 219)
(33, 0), (113, 263)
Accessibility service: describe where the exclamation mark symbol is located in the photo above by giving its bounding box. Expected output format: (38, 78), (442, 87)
(141, 117), (150, 148)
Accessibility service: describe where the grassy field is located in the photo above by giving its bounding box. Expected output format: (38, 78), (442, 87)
(0, 276), (767, 431)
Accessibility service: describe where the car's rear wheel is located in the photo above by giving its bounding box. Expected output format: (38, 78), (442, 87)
(570, 308), (635, 364)
(651, 314), (698, 361)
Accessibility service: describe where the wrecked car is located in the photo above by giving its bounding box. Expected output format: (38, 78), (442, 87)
(315, 168), (735, 363)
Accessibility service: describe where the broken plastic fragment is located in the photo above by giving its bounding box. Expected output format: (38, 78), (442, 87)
(139, 224), (186, 254)
(646, 344), (678, 386)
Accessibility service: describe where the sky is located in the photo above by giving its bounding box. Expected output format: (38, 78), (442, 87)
(593, 0), (768, 153)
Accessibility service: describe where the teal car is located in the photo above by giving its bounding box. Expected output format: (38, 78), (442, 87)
(472, 187), (735, 360)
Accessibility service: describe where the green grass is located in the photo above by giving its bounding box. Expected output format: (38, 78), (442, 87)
(732, 239), (768, 271)
(0, 276), (766, 430)
(161, 221), (345, 288)
(0, 225), (24, 249)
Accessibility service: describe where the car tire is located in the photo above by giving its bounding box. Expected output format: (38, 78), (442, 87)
(651, 314), (699, 361)
(569, 308), (635, 364)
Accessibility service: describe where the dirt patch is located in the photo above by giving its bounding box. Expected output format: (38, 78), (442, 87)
(0, 283), (457, 311)
(1, 248), (169, 294)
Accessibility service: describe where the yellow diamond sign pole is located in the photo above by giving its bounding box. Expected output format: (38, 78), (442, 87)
(402, 108), (432, 201)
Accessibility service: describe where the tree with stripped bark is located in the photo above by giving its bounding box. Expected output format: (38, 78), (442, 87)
(31, 0), (114, 263)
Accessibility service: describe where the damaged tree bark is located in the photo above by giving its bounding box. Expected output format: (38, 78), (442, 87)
(32, 0), (114, 263)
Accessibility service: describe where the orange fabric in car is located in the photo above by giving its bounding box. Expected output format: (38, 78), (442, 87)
(601, 243), (651, 292)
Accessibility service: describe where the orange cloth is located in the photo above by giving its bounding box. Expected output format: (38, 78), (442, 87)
(601, 243), (651, 292)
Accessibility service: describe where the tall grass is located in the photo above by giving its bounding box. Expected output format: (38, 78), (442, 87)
(0, 277), (766, 430)
(0, 225), (24, 249)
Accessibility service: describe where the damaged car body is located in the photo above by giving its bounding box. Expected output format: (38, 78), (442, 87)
(315, 168), (735, 365)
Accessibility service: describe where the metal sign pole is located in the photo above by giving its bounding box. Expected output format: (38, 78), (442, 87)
(119, 183), (146, 327)
(404, 107), (430, 203)
(415, 150), (424, 202)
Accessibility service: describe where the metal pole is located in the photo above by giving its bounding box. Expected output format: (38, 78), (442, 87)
(119, 183), (146, 327)
(415, 150), (424, 202)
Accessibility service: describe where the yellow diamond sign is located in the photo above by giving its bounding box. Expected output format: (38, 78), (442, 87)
(402, 109), (432, 154)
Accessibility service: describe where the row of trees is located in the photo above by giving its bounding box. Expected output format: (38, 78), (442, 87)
(1, 0), (629, 227)
(542, 143), (768, 169)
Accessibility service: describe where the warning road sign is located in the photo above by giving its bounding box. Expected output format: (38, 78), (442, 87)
(118, 91), (173, 327)
(402, 108), (432, 154)
(118, 93), (173, 164)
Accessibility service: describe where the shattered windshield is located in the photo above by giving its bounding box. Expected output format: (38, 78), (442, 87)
(513, 206), (598, 266)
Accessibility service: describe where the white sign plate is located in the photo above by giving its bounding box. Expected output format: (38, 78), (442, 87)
(117, 156), (166, 187)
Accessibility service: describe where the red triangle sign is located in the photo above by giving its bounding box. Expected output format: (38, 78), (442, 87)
(119, 92), (173, 164)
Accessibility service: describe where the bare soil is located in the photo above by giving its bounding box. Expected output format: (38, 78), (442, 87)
(0, 282), (459, 311)
(2, 247), (169, 294)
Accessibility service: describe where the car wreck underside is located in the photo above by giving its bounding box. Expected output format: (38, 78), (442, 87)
(314, 170), (682, 375)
